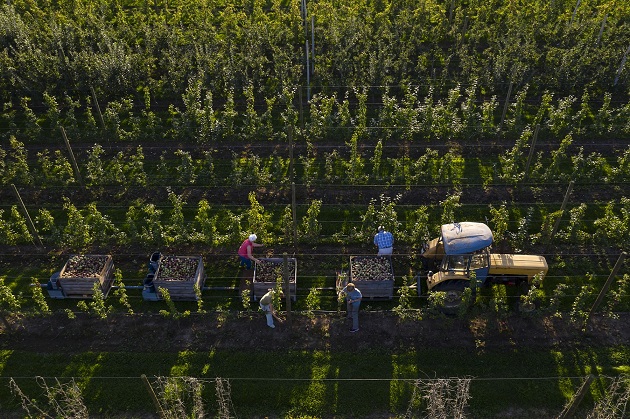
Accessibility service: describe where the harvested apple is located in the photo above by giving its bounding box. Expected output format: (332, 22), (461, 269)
(61, 255), (109, 278)
(254, 259), (296, 283)
(350, 256), (393, 281)
(157, 256), (200, 281)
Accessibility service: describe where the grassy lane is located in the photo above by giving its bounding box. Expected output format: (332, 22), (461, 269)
(1, 346), (629, 417)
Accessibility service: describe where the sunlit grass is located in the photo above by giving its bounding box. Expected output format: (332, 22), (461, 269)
(0, 346), (629, 416)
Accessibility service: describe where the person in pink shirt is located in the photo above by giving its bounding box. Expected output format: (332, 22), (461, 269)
(238, 234), (263, 269)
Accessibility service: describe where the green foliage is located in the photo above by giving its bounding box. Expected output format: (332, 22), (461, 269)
(192, 199), (218, 246)
(440, 194), (461, 225)
(280, 205), (295, 246)
(158, 287), (190, 319)
(519, 274), (545, 316)
(241, 281), (251, 312)
(458, 287), (474, 318)
(557, 203), (589, 244)
(545, 284), (569, 316)
(489, 285), (509, 318)
(406, 206), (430, 246)
(30, 280), (51, 315)
(1, 137), (31, 185)
(194, 285), (205, 314)
(305, 287), (322, 318)
(85, 144), (106, 187)
(605, 274), (630, 316)
(36, 150), (75, 185)
(33, 209), (56, 242)
(499, 127), (533, 184)
(113, 269), (133, 315)
(570, 281), (596, 330)
(488, 204), (509, 245)
(594, 198), (630, 250)
(61, 198), (92, 250)
(425, 291), (447, 319)
(77, 283), (112, 320)
(245, 192), (272, 244)
(164, 191), (188, 245)
(299, 200), (322, 242)
(84, 203), (122, 246)
(0, 206), (32, 245)
(393, 276), (419, 320)
(0, 277), (21, 312)
(64, 308), (76, 319)
(370, 140), (384, 181)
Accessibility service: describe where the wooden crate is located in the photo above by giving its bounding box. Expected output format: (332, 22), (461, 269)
(348, 255), (394, 299)
(57, 254), (114, 298)
(253, 257), (297, 301)
(152, 255), (205, 301)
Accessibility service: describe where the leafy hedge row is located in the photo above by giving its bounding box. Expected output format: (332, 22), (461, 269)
(1, 0), (628, 112)
(2, 189), (629, 254)
(2, 131), (630, 189)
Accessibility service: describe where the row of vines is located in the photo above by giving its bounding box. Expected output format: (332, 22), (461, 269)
(1, 189), (629, 253)
(3, 83), (630, 145)
(2, 136), (630, 189)
(1, 0), (629, 105)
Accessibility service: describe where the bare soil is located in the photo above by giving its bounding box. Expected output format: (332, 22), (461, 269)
(2, 310), (630, 354)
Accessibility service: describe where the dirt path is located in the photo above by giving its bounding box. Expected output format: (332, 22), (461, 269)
(3, 311), (629, 354)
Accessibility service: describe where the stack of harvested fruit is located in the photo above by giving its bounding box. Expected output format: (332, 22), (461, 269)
(255, 259), (297, 283)
(61, 255), (110, 278)
(350, 256), (394, 281)
(156, 256), (199, 281)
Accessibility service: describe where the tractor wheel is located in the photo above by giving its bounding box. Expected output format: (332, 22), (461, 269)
(434, 280), (468, 315)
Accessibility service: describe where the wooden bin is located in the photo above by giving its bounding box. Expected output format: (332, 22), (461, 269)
(57, 254), (114, 298)
(253, 257), (297, 301)
(348, 255), (394, 299)
(153, 255), (206, 301)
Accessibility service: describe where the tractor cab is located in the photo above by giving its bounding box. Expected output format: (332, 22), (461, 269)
(422, 222), (493, 291)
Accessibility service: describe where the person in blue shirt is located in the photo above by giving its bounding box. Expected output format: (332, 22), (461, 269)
(339, 283), (362, 332)
(374, 226), (394, 256)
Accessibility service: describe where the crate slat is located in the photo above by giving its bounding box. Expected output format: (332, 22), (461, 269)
(348, 256), (394, 299)
(57, 254), (114, 298)
(152, 255), (206, 301)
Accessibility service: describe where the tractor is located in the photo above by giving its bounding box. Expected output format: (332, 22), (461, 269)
(420, 222), (548, 309)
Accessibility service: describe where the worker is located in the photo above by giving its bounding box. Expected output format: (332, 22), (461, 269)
(374, 226), (394, 256)
(238, 233), (263, 269)
(259, 288), (283, 328)
(339, 282), (362, 332)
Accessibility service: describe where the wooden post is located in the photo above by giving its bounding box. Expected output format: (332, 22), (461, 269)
(140, 374), (165, 419)
(587, 252), (627, 323)
(311, 15), (315, 74)
(596, 13), (608, 46)
(570, 0), (581, 26)
(305, 39), (310, 101)
(299, 87), (304, 130)
(60, 127), (85, 188)
(90, 86), (106, 130)
(613, 44), (630, 86)
(523, 124), (539, 181)
(10, 184), (43, 247)
(549, 180), (575, 242)
(283, 253), (292, 327)
(291, 182), (298, 247)
(557, 374), (594, 419)
(288, 125), (294, 182)
(498, 81), (513, 133)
